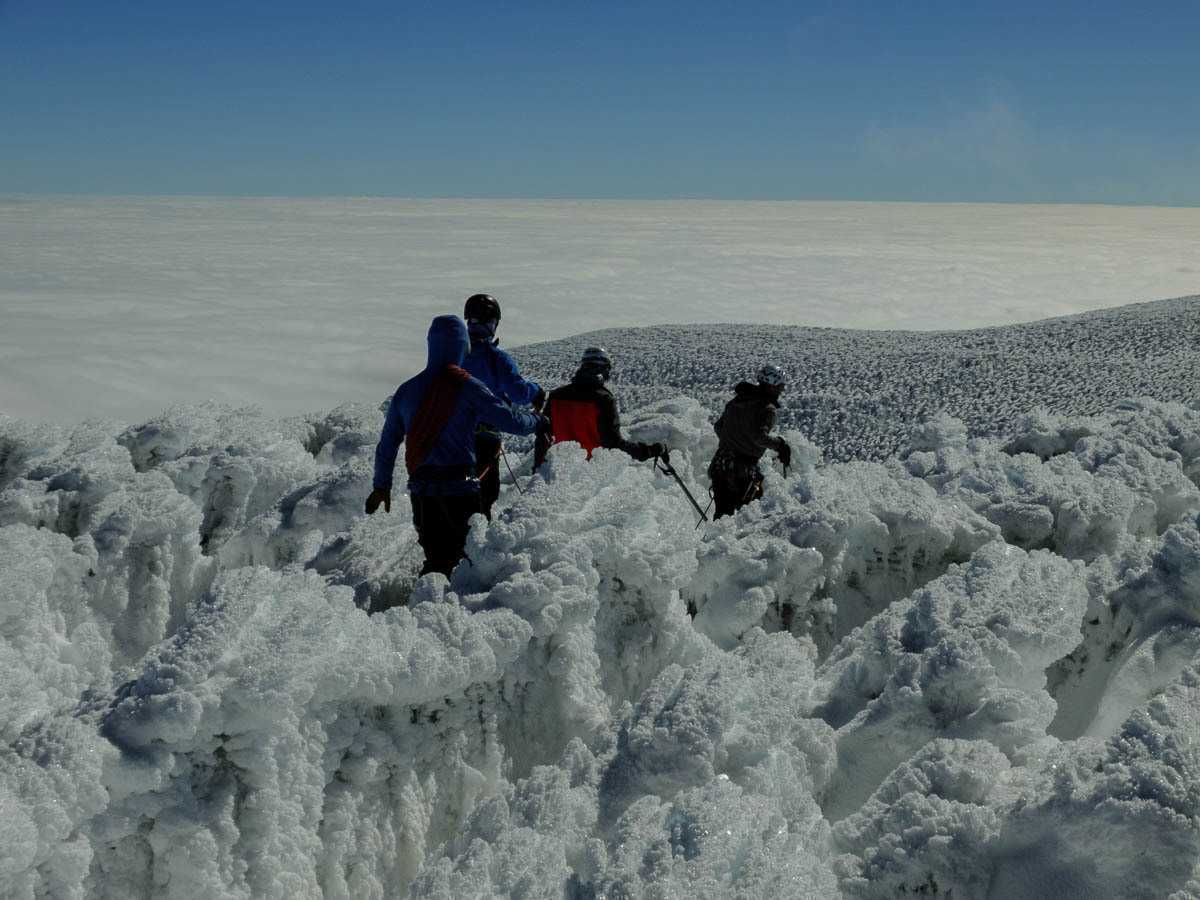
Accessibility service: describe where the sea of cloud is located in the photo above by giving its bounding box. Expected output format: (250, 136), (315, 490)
(3, 196), (1199, 423)
(3, 305), (1200, 895)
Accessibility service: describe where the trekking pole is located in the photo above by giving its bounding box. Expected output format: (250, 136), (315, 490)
(655, 458), (709, 526)
(697, 491), (715, 529)
(741, 481), (755, 504)
(500, 446), (525, 495)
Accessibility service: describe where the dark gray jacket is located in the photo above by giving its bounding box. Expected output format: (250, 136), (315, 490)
(713, 382), (786, 462)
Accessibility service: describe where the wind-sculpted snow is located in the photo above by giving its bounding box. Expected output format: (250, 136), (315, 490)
(4, 338), (1200, 895)
(515, 294), (1200, 462)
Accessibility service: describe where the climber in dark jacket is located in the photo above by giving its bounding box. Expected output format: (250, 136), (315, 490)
(366, 315), (544, 577)
(461, 293), (545, 519)
(534, 347), (666, 468)
(708, 364), (792, 518)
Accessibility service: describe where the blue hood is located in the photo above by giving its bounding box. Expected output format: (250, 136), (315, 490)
(426, 315), (469, 369)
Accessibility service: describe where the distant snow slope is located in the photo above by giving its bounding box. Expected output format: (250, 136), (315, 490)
(3, 305), (1200, 897)
(516, 294), (1200, 462)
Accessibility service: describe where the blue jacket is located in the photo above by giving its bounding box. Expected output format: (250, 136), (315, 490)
(463, 339), (541, 407)
(373, 316), (542, 495)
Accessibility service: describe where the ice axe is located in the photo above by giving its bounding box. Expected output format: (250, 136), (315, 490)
(654, 455), (709, 527)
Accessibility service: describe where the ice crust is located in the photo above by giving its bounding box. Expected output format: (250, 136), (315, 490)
(3, 387), (1200, 896)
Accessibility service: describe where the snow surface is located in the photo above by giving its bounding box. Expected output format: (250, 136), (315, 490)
(4, 196), (1200, 424)
(4, 302), (1200, 897)
(516, 294), (1200, 462)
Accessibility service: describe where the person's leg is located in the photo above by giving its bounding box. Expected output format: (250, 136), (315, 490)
(410, 493), (440, 576)
(474, 432), (502, 519)
(443, 492), (480, 572)
(416, 491), (481, 577)
(728, 468), (761, 515)
(712, 472), (741, 519)
(747, 469), (765, 505)
(709, 458), (731, 519)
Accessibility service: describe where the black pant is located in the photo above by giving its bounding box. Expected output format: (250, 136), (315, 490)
(410, 492), (482, 577)
(709, 458), (763, 519)
(474, 432), (503, 520)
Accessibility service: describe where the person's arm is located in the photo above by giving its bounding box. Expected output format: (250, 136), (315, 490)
(596, 391), (623, 450)
(373, 390), (406, 489)
(494, 349), (543, 408)
(368, 389), (406, 512)
(749, 404), (783, 453)
(597, 392), (664, 462)
(464, 378), (543, 436)
(534, 426), (551, 468)
(755, 404), (790, 463)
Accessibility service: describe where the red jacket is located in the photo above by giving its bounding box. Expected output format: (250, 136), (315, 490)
(535, 376), (654, 466)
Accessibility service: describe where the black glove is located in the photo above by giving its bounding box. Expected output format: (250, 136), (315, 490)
(532, 387), (547, 413)
(647, 442), (669, 462)
(777, 441), (792, 468)
(365, 487), (391, 515)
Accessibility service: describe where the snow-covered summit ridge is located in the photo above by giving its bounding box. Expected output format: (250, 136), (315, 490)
(515, 293), (1200, 462)
(4, 312), (1200, 896)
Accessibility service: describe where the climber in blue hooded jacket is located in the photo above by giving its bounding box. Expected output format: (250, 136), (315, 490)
(461, 293), (545, 519)
(366, 315), (544, 577)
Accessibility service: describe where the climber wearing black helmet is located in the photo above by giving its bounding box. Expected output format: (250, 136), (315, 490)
(707, 364), (792, 518)
(461, 293), (545, 519)
(534, 347), (667, 468)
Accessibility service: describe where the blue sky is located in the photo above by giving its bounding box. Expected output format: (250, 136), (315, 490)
(2, 0), (1197, 203)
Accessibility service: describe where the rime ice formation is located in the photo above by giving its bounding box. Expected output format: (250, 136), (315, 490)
(516, 294), (1200, 462)
(4, 309), (1200, 897)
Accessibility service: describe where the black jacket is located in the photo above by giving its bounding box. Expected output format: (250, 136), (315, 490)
(713, 382), (786, 463)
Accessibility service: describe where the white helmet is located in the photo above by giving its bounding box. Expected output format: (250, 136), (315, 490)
(757, 363), (785, 388)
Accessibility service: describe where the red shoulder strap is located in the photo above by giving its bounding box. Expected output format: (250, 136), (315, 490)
(406, 365), (471, 474)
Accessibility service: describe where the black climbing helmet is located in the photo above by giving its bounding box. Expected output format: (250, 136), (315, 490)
(464, 293), (501, 325)
(577, 346), (613, 382)
(580, 346), (613, 372)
